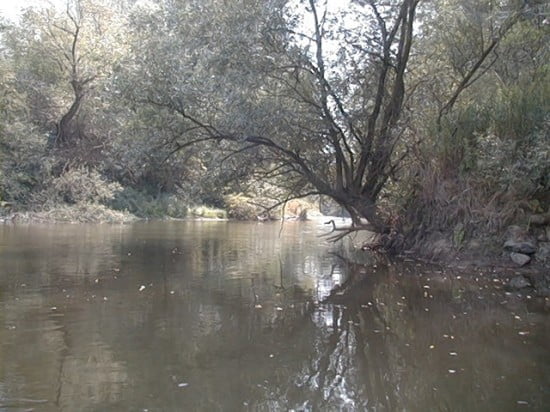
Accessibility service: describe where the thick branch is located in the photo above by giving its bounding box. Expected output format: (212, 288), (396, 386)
(437, 7), (525, 129)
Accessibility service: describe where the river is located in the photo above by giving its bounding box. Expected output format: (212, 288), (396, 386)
(0, 221), (548, 411)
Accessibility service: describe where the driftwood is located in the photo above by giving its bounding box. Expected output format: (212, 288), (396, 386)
(322, 219), (377, 242)
(322, 219), (405, 255)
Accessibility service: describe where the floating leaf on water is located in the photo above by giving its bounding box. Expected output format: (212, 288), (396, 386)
(139, 285), (146, 292)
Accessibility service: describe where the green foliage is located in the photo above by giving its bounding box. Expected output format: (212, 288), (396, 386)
(476, 127), (550, 199)
(435, 103), (492, 176)
(491, 78), (549, 141)
(0, 128), (51, 204)
(35, 167), (122, 206)
(110, 187), (188, 218)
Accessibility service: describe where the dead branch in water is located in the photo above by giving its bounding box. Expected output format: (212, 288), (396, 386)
(322, 219), (377, 242)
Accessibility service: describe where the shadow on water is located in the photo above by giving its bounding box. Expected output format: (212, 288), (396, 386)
(0, 221), (548, 411)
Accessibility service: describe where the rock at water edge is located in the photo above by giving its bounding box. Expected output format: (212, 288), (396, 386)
(535, 242), (550, 263)
(503, 239), (537, 255)
(508, 275), (531, 290)
(510, 252), (531, 266)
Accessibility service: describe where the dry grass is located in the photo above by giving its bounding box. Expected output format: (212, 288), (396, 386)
(402, 167), (532, 249)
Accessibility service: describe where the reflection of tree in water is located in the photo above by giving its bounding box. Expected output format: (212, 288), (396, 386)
(250, 262), (395, 410)
(1, 224), (548, 410)
(250, 261), (550, 411)
(0, 291), (129, 411)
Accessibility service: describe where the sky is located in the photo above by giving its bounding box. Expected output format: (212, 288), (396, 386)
(0, 0), (64, 21)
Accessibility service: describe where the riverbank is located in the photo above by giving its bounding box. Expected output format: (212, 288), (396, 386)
(1, 203), (138, 224)
(340, 228), (550, 299)
(0, 196), (322, 224)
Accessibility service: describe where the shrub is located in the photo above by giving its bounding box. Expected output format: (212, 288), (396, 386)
(35, 167), (122, 206)
(189, 205), (227, 219)
(224, 193), (263, 220)
(110, 187), (188, 218)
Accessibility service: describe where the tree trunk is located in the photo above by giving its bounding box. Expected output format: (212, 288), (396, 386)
(55, 80), (85, 148)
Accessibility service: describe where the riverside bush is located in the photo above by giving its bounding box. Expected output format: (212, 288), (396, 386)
(35, 167), (122, 206)
(110, 187), (188, 218)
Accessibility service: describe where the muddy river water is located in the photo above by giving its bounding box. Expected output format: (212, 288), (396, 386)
(0, 221), (548, 411)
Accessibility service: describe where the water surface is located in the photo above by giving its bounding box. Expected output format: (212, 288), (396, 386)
(0, 221), (548, 411)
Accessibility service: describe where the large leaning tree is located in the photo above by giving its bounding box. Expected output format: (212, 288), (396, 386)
(122, 0), (529, 237)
